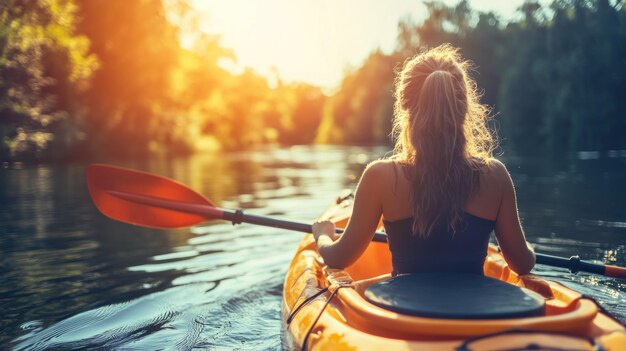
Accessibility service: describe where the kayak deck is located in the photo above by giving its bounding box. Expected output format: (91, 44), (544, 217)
(281, 200), (626, 350)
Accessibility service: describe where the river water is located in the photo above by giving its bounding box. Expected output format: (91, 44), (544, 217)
(1, 145), (625, 350)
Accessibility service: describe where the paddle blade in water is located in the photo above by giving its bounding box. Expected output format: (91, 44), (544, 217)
(87, 164), (220, 228)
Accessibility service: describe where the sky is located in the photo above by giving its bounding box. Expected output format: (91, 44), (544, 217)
(186, 0), (539, 90)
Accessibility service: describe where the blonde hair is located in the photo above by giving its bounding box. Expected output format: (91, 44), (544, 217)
(392, 44), (496, 236)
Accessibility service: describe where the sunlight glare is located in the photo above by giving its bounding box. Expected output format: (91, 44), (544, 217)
(187, 0), (421, 90)
(185, 0), (544, 90)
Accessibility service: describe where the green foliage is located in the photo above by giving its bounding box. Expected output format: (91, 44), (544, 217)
(317, 50), (397, 145)
(72, 0), (327, 158)
(319, 0), (626, 156)
(1, 0), (327, 162)
(0, 0), (98, 161)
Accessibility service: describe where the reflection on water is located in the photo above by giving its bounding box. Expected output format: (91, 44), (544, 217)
(0, 145), (624, 349)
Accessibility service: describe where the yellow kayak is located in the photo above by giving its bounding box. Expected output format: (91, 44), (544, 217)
(281, 197), (626, 350)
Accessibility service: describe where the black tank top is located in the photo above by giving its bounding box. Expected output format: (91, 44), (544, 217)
(383, 213), (495, 275)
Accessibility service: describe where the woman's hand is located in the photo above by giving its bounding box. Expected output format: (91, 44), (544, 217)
(311, 161), (384, 268)
(312, 220), (338, 243)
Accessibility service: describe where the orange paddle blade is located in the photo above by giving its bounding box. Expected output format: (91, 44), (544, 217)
(87, 164), (223, 229)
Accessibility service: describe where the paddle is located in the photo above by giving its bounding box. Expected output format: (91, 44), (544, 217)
(86, 163), (626, 280)
(86, 163), (388, 242)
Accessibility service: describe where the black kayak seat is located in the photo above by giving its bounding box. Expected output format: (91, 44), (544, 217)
(364, 273), (546, 319)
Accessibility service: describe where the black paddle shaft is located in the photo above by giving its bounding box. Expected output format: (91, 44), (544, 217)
(221, 209), (388, 243)
(536, 253), (605, 275)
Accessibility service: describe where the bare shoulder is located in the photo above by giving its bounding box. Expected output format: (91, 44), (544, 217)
(479, 158), (514, 192)
(476, 157), (506, 176)
(360, 159), (396, 186)
(365, 158), (395, 173)
(489, 158), (512, 179)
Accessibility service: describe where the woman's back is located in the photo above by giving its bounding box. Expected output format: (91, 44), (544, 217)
(376, 160), (502, 223)
(377, 160), (500, 275)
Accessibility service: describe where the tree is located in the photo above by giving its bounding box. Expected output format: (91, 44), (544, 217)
(0, 0), (97, 161)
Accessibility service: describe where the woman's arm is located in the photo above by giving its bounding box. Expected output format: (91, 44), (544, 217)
(492, 160), (536, 275)
(312, 162), (385, 268)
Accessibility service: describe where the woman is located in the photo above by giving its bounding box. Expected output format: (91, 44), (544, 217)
(312, 44), (535, 276)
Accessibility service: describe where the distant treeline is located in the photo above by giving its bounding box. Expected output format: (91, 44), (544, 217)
(319, 0), (626, 156)
(2, 0), (626, 162)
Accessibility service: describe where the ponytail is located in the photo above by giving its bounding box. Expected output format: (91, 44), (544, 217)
(392, 44), (494, 237)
